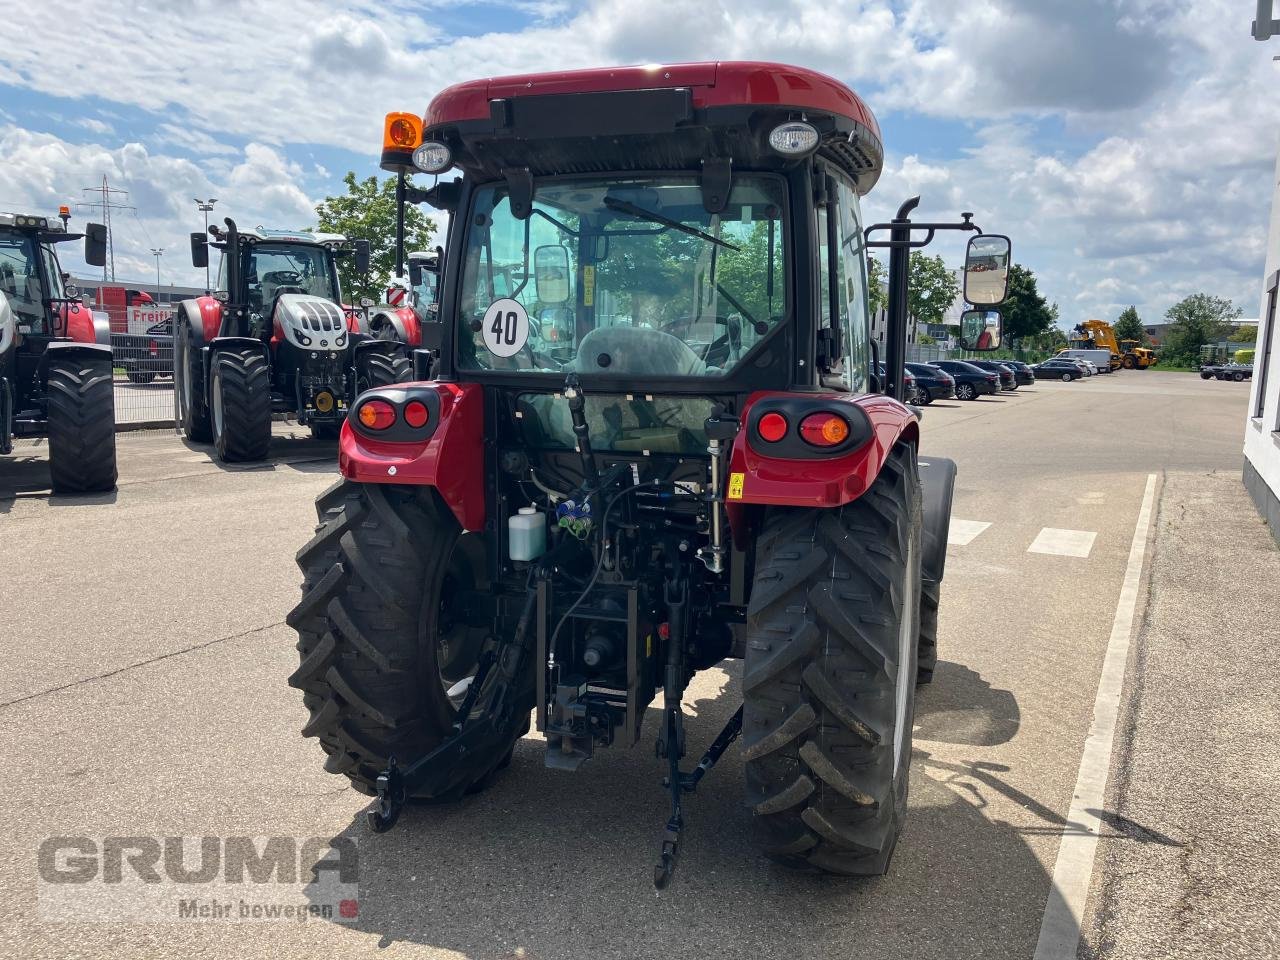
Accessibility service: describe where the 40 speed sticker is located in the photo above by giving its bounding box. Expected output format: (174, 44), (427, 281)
(481, 298), (529, 358)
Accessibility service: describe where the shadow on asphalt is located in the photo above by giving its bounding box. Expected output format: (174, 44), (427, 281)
(915, 661), (1020, 747)
(302, 664), (1061, 958)
(177, 434), (339, 474)
(0, 454), (119, 511)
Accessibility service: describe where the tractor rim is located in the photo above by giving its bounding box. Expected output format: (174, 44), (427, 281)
(212, 364), (224, 438)
(434, 535), (487, 711)
(893, 534), (918, 776)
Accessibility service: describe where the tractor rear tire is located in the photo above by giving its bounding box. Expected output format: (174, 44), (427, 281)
(175, 321), (213, 443)
(46, 352), (117, 494)
(356, 350), (412, 394)
(211, 347), (271, 462)
(287, 480), (510, 798)
(1122, 355), (1136, 369)
(742, 444), (922, 876)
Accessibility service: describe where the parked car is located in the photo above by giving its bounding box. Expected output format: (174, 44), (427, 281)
(1001, 359), (1037, 385)
(1068, 358), (1095, 376)
(874, 361), (919, 402)
(933, 359), (1000, 400)
(967, 359), (1018, 391)
(1054, 348), (1114, 373)
(110, 317), (174, 384)
(1031, 359), (1084, 381)
(905, 362), (956, 404)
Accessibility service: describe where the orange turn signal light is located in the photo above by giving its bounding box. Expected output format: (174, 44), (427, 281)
(799, 413), (850, 447)
(383, 112), (421, 151)
(357, 400), (396, 430)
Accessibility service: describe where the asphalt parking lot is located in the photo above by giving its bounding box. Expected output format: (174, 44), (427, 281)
(1, 371), (1276, 959)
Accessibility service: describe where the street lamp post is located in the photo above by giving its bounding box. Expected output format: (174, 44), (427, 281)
(150, 247), (164, 300)
(194, 198), (217, 292)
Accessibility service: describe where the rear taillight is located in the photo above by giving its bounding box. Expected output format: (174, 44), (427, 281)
(357, 400), (396, 430)
(149, 339), (158, 356)
(757, 412), (788, 443)
(403, 400), (430, 429)
(799, 413), (850, 447)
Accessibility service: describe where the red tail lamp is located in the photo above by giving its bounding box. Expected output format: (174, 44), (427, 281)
(403, 399), (430, 429)
(799, 412), (850, 447)
(757, 411), (788, 442)
(357, 400), (396, 430)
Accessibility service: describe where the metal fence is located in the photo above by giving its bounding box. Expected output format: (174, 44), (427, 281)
(110, 332), (175, 428)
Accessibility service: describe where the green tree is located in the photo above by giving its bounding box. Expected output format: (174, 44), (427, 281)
(313, 172), (437, 303)
(867, 254), (887, 316)
(1227, 325), (1257, 343)
(1160, 293), (1242, 366)
(997, 263), (1054, 348)
(1114, 305), (1146, 345)
(907, 252), (959, 327)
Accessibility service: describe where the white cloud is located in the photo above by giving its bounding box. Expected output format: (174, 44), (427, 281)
(0, 0), (1275, 321)
(0, 127), (319, 286)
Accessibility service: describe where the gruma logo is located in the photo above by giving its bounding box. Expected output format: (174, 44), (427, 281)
(37, 836), (358, 924)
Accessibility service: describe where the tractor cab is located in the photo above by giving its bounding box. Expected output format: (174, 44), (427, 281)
(0, 209), (114, 491)
(291, 62), (1011, 887)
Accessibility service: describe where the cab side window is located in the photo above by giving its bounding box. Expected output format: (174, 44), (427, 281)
(816, 172), (871, 392)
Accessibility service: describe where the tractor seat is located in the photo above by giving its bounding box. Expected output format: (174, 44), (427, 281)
(572, 325), (706, 377)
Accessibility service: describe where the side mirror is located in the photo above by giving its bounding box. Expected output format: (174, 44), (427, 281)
(408, 259), (423, 287)
(190, 232), (209, 269)
(534, 244), (571, 304)
(354, 240), (371, 275)
(84, 222), (107, 268)
(963, 234), (1011, 306)
(959, 309), (1003, 351)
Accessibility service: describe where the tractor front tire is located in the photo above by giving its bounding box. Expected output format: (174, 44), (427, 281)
(46, 352), (117, 494)
(287, 481), (510, 799)
(211, 347), (271, 462)
(917, 577), (939, 684)
(742, 444), (922, 876)
(356, 349), (412, 394)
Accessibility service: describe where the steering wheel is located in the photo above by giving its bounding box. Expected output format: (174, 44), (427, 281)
(657, 315), (739, 369)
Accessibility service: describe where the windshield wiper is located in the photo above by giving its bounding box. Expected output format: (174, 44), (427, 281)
(603, 197), (740, 251)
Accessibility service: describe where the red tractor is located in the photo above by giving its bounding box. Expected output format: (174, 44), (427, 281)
(286, 62), (1011, 885)
(0, 208), (114, 492)
(174, 223), (418, 461)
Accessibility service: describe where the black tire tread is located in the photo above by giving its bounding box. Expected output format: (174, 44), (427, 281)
(742, 445), (922, 876)
(288, 480), (511, 796)
(213, 348), (271, 462)
(45, 353), (118, 493)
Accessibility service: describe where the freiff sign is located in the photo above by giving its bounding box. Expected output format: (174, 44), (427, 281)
(128, 305), (175, 334)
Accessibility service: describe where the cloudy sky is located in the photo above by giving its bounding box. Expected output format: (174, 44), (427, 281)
(0, 0), (1276, 326)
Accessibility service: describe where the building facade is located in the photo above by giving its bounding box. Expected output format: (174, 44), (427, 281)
(1243, 147), (1280, 542)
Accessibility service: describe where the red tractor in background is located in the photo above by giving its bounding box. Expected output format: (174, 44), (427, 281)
(174, 223), (417, 461)
(0, 208), (115, 492)
(286, 62), (1011, 886)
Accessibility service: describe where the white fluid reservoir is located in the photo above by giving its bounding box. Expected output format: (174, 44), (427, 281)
(509, 507), (546, 561)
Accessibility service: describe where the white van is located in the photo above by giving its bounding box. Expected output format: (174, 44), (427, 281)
(1054, 348), (1114, 373)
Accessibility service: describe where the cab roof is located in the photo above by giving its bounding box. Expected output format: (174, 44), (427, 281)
(422, 61), (883, 193)
(236, 226), (348, 246)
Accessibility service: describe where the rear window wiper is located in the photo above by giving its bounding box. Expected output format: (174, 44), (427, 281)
(603, 197), (740, 251)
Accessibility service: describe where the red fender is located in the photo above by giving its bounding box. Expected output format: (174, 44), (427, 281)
(61, 302), (97, 344)
(194, 296), (222, 342)
(724, 390), (919, 549)
(337, 382), (485, 531)
(392, 305), (421, 347)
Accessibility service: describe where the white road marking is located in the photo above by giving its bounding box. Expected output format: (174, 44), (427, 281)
(1033, 473), (1159, 960)
(947, 519), (992, 546)
(1028, 527), (1097, 558)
